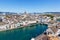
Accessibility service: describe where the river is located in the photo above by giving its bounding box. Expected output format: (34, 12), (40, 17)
(0, 24), (48, 40)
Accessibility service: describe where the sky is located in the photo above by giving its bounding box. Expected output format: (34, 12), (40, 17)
(0, 0), (60, 13)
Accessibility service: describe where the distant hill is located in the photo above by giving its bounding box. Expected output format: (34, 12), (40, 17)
(44, 12), (60, 14)
(0, 12), (17, 15)
(0, 12), (60, 15)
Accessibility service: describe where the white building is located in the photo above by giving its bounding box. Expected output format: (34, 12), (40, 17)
(0, 24), (9, 31)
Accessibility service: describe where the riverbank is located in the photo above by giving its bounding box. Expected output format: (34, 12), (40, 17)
(0, 22), (48, 32)
(0, 23), (38, 31)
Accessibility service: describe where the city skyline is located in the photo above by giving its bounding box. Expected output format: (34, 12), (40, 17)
(0, 0), (60, 13)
